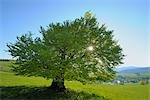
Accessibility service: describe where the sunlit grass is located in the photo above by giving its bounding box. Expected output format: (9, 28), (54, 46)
(66, 81), (150, 100)
(0, 71), (50, 86)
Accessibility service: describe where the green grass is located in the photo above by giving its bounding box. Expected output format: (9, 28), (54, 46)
(0, 71), (50, 86)
(0, 60), (14, 72)
(0, 71), (149, 100)
(0, 61), (150, 100)
(66, 82), (150, 100)
(0, 61), (13, 67)
(0, 72), (104, 100)
(1, 86), (103, 100)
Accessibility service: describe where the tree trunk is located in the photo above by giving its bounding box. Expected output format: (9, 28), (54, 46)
(50, 76), (66, 92)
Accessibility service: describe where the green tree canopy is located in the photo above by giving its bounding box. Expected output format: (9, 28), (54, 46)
(7, 12), (124, 91)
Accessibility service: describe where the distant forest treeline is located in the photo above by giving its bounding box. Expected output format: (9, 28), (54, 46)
(0, 59), (15, 61)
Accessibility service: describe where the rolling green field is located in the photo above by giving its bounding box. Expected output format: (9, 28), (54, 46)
(0, 61), (150, 100)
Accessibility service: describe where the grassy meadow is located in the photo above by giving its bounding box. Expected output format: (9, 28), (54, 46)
(0, 61), (150, 100)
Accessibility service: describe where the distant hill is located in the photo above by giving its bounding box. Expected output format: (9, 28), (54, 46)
(117, 66), (150, 74)
(116, 66), (139, 72)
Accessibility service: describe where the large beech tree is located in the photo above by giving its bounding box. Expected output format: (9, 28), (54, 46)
(7, 12), (124, 91)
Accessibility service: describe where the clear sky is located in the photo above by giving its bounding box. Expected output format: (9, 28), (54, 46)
(0, 0), (149, 67)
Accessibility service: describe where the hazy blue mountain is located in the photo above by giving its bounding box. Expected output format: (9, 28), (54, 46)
(116, 66), (139, 72)
(116, 66), (150, 74)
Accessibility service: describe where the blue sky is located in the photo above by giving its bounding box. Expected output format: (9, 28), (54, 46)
(0, 0), (149, 67)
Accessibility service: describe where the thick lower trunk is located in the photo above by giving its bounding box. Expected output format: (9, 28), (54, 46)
(50, 76), (66, 92)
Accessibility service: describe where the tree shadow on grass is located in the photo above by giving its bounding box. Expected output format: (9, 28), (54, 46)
(0, 86), (108, 100)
